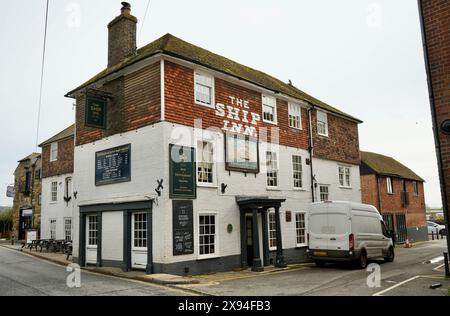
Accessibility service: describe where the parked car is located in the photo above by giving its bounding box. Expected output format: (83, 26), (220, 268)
(427, 221), (446, 236)
(307, 201), (394, 269)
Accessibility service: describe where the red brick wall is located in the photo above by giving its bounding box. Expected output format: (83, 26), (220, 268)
(41, 137), (74, 178)
(362, 175), (426, 227)
(75, 62), (161, 146)
(312, 110), (360, 165)
(420, 1), (450, 220)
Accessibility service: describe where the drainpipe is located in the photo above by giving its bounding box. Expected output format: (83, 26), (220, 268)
(376, 175), (382, 211)
(418, 0), (450, 254)
(307, 107), (315, 202)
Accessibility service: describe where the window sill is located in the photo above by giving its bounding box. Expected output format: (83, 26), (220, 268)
(269, 248), (277, 252)
(197, 254), (220, 261)
(195, 101), (215, 109)
(317, 133), (329, 138)
(289, 126), (303, 131)
(263, 119), (278, 126)
(266, 187), (280, 191)
(339, 186), (352, 190)
(293, 188), (307, 191)
(197, 183), (218, 189)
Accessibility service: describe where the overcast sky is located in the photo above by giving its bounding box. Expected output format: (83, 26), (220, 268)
(0, 0), (442, 207)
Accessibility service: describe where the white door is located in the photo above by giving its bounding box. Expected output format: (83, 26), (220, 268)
(132, 212), (148, 269)
(86, 215), (98, 265)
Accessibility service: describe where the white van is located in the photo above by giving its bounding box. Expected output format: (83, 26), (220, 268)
(307, 201), (394, 268)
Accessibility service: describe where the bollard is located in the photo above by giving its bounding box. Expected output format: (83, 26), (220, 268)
(437, 228), (440, 240)
(444, 252), (450, 279)
(431, 231), (434, 240)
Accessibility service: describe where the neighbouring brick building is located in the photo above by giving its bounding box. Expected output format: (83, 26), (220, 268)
(39, 125), (75, 241)
(418, 0), (450, 249)
(12, 153), (42, 241)
(65, 3), (362, 274)
(360, 151), (427, 243)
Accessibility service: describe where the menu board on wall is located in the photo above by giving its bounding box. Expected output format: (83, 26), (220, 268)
(173, 200), (194, 256)
(95, 144), (131, 186)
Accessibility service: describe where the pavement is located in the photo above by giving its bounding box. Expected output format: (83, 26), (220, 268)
(0, 246), (194, 296)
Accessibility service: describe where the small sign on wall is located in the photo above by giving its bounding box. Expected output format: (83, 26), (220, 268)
(169, 145), (196, 199)
(95, 144), (131, 186)
(173, 200), (194, 256)
(85, 96), (107, 129)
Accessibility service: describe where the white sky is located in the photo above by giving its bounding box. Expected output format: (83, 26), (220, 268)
(0, 0), (442, 207)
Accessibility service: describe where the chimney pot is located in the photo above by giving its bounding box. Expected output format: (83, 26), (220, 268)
(121, 2), (131, 15)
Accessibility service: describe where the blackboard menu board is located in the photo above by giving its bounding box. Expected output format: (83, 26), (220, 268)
(173, 200), (194, 256)
(95, 144), (131, 186)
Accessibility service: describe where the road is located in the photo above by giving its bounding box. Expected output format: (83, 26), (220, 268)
(0, 246), (193, 296)
(179, 239), (450, 296)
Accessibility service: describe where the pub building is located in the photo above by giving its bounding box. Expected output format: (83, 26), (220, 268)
(65, 3), (362, 274)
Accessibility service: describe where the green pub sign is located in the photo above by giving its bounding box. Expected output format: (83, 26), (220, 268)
(85, 96), (107, 129)
(169, 144), (196, 199)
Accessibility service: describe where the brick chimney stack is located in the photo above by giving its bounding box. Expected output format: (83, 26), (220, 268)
(108, 2), (137, 68)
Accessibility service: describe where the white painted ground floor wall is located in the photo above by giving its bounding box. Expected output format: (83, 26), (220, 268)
(72, 122), (362, 274)
(41, 174), (74, 240)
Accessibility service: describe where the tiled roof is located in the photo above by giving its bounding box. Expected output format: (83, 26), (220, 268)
(39, 124), (75, 147)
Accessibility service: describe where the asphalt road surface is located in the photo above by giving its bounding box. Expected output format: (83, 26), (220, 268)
(0, 246), (193, 296)
(180, 239), (450, 296)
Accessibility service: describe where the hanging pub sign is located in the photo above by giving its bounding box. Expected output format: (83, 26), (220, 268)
(169, 144), (196, 199)
(6, 185), (15, 198)
(225, 133), (260, 173)
(172, 200), (194, 256)
(85, 95), (107, 129)
(95, 144), (131, 186)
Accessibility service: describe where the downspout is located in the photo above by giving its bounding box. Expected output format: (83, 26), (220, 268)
(376, 175), (382, 211)
(418, 0), (450, 253)
(307, 107), (315, 202)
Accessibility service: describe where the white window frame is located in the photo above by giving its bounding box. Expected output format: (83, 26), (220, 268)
(87, 215), (99, 246)
(50, 142), (58, 162)
(132, 212), (148, 250)
(317, 111), (329, 137)
(197, 140), (216, 187)
(292, 155), (303, 189)
(295, 212), (307, 247)
(194, 71), (215, 108)
(319, 185), (330, 202)
(262, 95), (277, 124)
(387, 177), (393, 194)
(198, 212), (219, 260)
(51, 181), (58, 203)
(338, 166), (351, 188)
(64, 218), (72, 241)
(268, 210), (277, 251)
(288, 102), (302, 129)
(266, 151), (279, 189)
(50, 219), (57, 240)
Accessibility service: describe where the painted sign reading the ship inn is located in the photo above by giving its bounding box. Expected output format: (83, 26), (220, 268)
(65, 3), (362, 275)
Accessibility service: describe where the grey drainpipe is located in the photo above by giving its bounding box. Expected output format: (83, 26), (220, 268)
(418, 0), (450, 253)
(307, 107), (315, 202)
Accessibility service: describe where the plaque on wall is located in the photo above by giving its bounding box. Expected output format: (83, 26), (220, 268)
(173, 200), (194, 256)
(169, 144), (196, 199)
(85, 96), (107, 129)
(95, 144), (131, 186)
(225, 133), (260, 173)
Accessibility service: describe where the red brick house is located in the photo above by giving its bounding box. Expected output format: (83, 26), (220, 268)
(360, 151), (427, 243)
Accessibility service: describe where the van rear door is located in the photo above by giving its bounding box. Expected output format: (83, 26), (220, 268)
(327, 210), (350, 251)
(309, 212), (328, 250)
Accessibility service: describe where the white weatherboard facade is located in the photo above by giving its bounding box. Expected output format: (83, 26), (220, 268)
(72, 121), (361, 274)
(41, 174), (74, 240)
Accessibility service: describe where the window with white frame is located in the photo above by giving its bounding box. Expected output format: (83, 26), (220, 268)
(413, 181), (419, 196)
(194, 72), (214, 107)
(50, 219), (56, 240)
(295, 212), (307, 246)
(338, 166), (351, 187)
(319, 185), (330, 202)
(51, 181), (57, 202)
(88, 215), (98, 246)
(64, 218), (72, 241)
(133, 213), (147, 249)
(288, 103), (302, 129)
(50, 142), (58, 162)
(387, 177), (393, 194)
(197, 141), (214, 185)
(266, 151), (278, 188)
(262, 95), (277, 124)
(317, 111), (328, 136)
(199, 214), (217, 257)
(268, 211), (277, 250)
(292, 155), (303, 189)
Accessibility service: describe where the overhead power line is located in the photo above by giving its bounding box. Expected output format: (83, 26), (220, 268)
(35, 0), (50, 150)
(139, 0), (151, 40)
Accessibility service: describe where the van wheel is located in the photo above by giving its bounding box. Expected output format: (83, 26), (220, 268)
(384, 247), (394, 263)
(315, 260), (325, 267)
(357, 251), (367, 269)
